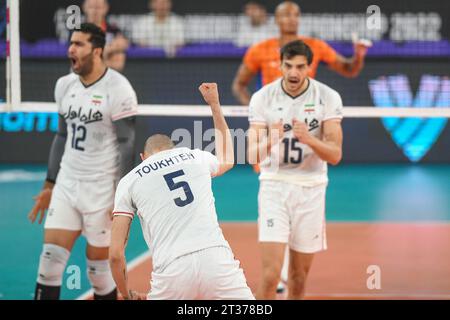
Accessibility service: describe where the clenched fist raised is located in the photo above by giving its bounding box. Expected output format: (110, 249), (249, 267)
(199, 83), (220, 109)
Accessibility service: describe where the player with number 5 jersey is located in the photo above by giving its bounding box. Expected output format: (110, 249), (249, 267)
(247, 40), (343, 300)
(109, 83), (254, 300)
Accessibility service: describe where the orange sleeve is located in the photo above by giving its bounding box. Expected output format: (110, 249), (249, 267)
(317, 39), (338, 65)
(243, 44), (261, 74)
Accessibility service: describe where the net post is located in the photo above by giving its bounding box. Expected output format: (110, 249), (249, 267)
(5, 0), (21, 112)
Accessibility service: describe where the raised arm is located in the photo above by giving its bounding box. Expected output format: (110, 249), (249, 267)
(199, 83), (234, 176)
(232, 64), (256, 105)
(327, 43), (368, 78)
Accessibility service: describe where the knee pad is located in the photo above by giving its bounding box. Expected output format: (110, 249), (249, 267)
(87, 259), (116, 296)
(37, 244), (70, 286)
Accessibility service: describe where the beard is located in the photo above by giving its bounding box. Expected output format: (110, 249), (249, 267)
(72, 51), (95, 76)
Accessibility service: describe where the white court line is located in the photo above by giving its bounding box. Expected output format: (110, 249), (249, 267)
(75, 250), (152, 300)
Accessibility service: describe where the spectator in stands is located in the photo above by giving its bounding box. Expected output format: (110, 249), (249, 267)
(83, 0), (129, 71)
(235, 1), (277, 47)
(130, 0), (185, 57)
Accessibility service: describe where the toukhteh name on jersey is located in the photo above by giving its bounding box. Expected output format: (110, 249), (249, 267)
(135, 152), (196, 177)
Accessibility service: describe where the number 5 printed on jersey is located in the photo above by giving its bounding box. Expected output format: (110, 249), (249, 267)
(163, 170), (194, 207)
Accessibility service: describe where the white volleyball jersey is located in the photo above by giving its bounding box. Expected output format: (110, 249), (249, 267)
(113, 147), (231, 272)
(249, 77), (343, 186)
(55, 68), (138, 180)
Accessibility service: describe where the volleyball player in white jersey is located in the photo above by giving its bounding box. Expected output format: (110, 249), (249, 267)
(28, 23), (138, 300)
(109, 83), (254, 300)
(247, 40), (343, 299)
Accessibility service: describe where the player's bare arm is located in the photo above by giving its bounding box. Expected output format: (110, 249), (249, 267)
(28, 115), (67, 224)
(293, 118), (342, 165)
(247, 121), (284, 165)
(327, 44), (368, 78)
(232, 64), (256, 105)
(199, 83), (234, 176)
(109, 215), (143, 300)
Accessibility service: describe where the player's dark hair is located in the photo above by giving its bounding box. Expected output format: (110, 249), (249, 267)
(280, 40), (313, 65)
(74, 23), (106, 51)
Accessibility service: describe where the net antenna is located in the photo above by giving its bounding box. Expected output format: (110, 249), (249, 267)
(5, 0), (21, 112)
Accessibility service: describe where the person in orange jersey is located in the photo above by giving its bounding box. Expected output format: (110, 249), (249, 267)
(232, 1), (369, 106)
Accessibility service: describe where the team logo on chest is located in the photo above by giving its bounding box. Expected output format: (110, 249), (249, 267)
(303, 102), (320, 131)
(305, 118), (320, 131)
(63, 105), (103, 124)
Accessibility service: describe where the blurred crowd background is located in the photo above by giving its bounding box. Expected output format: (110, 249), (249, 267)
(3, 0), (446, 105)
(0, 0), (449, 164)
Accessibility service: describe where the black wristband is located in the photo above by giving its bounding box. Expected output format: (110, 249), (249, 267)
(45, 177), (56, 184)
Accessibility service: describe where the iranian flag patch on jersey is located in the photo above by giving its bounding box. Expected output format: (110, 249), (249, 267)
(92, 95), (103, 106)
(304, 103), (315, 113)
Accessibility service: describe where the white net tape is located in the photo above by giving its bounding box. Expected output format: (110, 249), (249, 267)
(1, 102), (449, 118)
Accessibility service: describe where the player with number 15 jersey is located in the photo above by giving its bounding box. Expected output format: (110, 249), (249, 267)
(247, 40), (343, 299)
